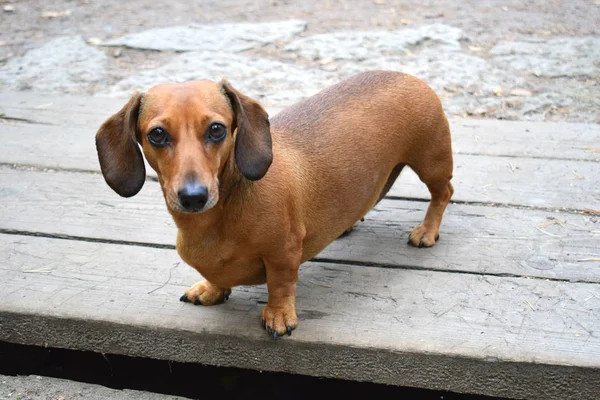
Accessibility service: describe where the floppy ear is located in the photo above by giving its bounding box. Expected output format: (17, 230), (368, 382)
(220, 79), (272, 181)
(95, 92), (146, 197)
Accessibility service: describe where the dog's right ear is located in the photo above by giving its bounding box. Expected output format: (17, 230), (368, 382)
(95, 92), (146, 197)
(220, 79), (272, 181)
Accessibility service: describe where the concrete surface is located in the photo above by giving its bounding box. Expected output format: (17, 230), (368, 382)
(102, 19), (307, 52)
(0, 375), (188, 400)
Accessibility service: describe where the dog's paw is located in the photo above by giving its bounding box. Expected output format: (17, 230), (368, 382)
(261, 305), (298, 338)
(408, 224), (440, 248)
(179, 280), (231, 306)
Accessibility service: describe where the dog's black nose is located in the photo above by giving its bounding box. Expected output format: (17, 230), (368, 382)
(178, 182), (208, 211)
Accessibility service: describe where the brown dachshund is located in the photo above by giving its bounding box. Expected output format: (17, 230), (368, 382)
(96, 71), (454, 337)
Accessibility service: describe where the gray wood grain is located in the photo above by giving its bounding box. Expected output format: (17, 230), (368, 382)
(0, 92), (126, 127)
(3, 91), (600, 399)
(390, 154), (600, 211)
(1, 234), (599, 399)
(452, 119), (600, 161)
(2, 92), (599, 210)
(2, 91), (600, 161)
(1, 167), (598, 282)
(0, 135), (598, 211)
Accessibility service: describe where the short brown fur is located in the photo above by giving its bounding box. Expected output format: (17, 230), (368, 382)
(95, 71), (454, 337)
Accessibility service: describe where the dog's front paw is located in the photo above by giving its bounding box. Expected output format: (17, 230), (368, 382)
(261, 305), (298, 338)
(408, 224), (440, 248)
(179, 280), (231, 306)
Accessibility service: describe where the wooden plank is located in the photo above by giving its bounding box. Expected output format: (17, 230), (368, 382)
(0, 137), (598, 211)
(1, 234), (599, 399)
(1, 91), (600, 161)
(390, 154), (599, 211)
(2, 109), (599, 168)
(0, 92), (282, 128)
(1, 167), (598, 282)
(452, 119), (600, 161)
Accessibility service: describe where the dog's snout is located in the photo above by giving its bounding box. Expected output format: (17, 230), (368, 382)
(178, 181), (209, 211)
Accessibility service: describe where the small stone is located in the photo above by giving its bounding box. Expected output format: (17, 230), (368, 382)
(504, 99), (520, 108)
(443, 83), (461, 93)
(87, 37), (102, 46)
(112, 49), (122, 58)
(321, 64), (338, 72)
(493, 86), (504, 96)
(3, 4), (15, 12)
(41, 10), (72, 18)
(509, 88), (532, 97)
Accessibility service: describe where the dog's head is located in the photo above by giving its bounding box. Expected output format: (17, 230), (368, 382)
(95, 80), (272, 213)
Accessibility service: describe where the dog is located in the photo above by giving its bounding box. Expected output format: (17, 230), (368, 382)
(95, 70), (454, 337)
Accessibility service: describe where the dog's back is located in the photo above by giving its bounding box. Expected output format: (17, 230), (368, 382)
(270, 71), (452, 257)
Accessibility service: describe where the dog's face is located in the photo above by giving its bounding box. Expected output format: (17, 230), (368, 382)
(95, 80), (272, 214)
(140, 81), (235, 213)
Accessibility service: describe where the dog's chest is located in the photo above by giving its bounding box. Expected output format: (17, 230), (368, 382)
(177, 231), (229, 265)
(176, 230), (263, 285)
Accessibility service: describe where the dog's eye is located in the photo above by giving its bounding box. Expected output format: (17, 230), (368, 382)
(208, 123), (227, 141)
(147, 127), (170, 147)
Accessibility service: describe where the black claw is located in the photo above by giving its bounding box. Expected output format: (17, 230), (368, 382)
(193, 298), (202, 305)
(261, 319), (266, 329)
(418, 241), (424, 248)
(407, 239), (412, 245)
(225, 294), (229, 301)
(180, 294), (190, 303)
(286, 326), (292, 336)
(267, 327), (273, 336)
(435, 234), (440, 242)
(273, 331), (278, 338)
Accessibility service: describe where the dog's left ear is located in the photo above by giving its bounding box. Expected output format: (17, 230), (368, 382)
(220, 79), (272, 181)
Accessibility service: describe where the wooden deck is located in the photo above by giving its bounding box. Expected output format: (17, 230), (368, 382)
(1, 92), (599, 399)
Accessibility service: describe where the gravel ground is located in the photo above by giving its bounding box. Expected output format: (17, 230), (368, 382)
(1, 0), (599, 122)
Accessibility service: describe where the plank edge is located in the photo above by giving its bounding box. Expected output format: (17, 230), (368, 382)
(1, 310), (598, 400)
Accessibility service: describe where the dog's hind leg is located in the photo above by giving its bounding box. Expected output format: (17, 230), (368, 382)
(408, 178), (453, 247)
(407, 130), (454, 248)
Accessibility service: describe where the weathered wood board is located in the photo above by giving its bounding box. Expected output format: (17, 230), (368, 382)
(2, 92), (599, 210)
(1, 91), (600, 400)
(1, 234), (599, 400)
(387, 154), (599, 210)
(2, 91), (600, 161)
(1, 167), (598, 282)
(0, 131), (598, 211)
